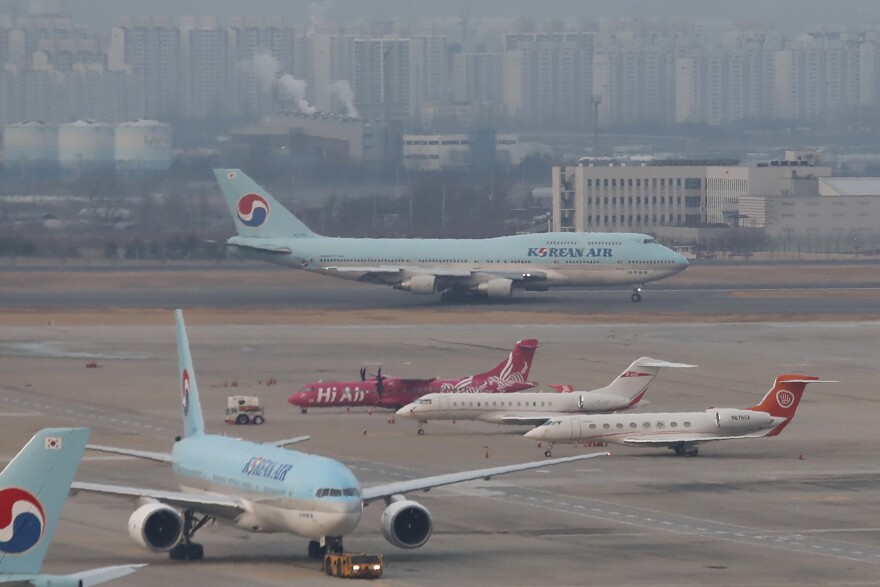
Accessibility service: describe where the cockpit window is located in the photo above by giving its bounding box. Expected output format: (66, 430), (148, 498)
(417, 398), (432, 405)
(643, 238), (658, 244)
(315, 487), (361, 498)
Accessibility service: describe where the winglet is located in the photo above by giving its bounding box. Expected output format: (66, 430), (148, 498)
(176, 309), (205, 438)
(0, 428), (90, 575)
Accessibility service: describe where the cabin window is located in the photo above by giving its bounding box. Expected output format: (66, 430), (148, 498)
(670, 422), (678, 428)
(602, 423), (611, 429)
(642, 421), (651, 429)
(629, 422), (637, 428)
(589, 424), (597, 430)
(656, 422), (665, 429)
(616, 423), (624, 429)
(684, 421), (691, 427)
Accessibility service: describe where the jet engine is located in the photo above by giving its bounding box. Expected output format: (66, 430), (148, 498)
(709, 408), (772, 432)
(380, 499), (433, 549)
(476, 278), (513, 299)
(128, 503), (184, 552)
(396, 275), (436, 295)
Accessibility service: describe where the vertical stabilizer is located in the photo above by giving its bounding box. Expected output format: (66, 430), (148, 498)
(747, 375), (828, 436)
(0, 428), (90, 575)
(214, 168), (317, 239)
(475, 339), (538, 385)
(176, 309), (205, 438)
(592, 357), (696, 407)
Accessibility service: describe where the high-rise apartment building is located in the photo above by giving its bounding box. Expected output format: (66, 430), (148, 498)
(503, 32), (594, 130)
(351, 37), (410, 120)
(179, 16), (231, 118)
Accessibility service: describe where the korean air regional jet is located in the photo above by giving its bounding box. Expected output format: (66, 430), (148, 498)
(72, 310), (607, 563)
(526, 375), (833, 457)
(0, 427), (144, 586)
(397, 357), (695, 437)
(215, 169), (689, 302)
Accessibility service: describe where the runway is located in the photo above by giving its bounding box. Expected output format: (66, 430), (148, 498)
(0, 319), (877, 586)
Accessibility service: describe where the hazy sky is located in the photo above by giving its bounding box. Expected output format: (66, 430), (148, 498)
(66, 0), (880, 35)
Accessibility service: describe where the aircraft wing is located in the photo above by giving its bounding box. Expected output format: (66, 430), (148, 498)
(395, 378), (438, 387)
(621, 431), (770, 447)
(70, 481), (247, 520)
(86, 444), (172, 463)
(498, 415), (555, 426)
(360, 452), (608, 505)
(66, 564), (147, 587)
(270, 436), (311, 447)
(326, 266), (473, 278)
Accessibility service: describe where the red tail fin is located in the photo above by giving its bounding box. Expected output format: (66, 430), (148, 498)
(477, 339), (538, 381)
(747, 374), (818, 436)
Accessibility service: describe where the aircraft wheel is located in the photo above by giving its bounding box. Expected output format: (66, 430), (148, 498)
(235, 414), (249, 425)
(308, 540), (325, 559)
(631, 292), (642, 303)
(417, 428), (425, 436)
(169, 544), (187, 560)
(673, 445), (686, 456)
(686, 447), (699, 457)
(301, 408), (308, 414)
(253, 415), (265, 425)
(544, 449), (552, 458)
(186, 543), (204, 560)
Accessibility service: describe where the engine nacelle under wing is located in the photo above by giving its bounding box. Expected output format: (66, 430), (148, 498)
(380, 499), (433, 549)
(128, 502), (184, 552)
(476, 278), (513, 299)
(709, 408), (772, 432)
(396, 274), (437, 295)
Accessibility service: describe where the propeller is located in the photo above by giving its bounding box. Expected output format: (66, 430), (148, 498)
(376, 367), (385, 400)
(360, 366), (367, 382)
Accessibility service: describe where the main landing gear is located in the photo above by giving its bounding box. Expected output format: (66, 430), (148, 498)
(309, 537), (343, 559)
(631, 285), (643, 303)
(169, 510), (213, 561)
(672, 445), (699, 457)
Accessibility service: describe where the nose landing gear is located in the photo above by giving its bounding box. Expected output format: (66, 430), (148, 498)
(631, 285), (643, 303)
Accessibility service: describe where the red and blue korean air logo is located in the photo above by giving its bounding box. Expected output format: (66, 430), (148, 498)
(237, 193), (270, 228)
(0, 488), (46, 554)
(182, 369), (190, 416)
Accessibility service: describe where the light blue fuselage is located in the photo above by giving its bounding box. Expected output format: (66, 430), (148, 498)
(228, 231), (688, 289)
(171, 435), (362, 539)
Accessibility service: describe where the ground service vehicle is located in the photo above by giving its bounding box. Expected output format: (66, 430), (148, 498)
(322, 552), (384, 579)
(225, 395), (265, 425)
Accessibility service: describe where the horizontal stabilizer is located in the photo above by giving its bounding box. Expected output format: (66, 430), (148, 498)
(86, 444), (172, 463)
(68, 564), (147, 587)
(634, 359), (697, 368)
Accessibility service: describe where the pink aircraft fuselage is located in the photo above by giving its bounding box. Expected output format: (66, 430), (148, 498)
(289, 339), (538, 411)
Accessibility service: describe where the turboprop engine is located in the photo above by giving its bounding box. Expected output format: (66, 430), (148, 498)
(395, 275), (436, 294)
(128, 503), (184, 552)
(380, 499), (433, 549)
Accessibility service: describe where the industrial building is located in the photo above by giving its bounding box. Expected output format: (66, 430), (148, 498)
(402, 132), (523, 172)
(552, 152), (880, 251)
(224, 112), (390, 169)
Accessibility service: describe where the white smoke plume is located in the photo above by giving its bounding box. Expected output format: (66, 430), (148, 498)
(251, 51), (281, 92)
(329, 79), (359, 118)
(279, 74), (317, 114)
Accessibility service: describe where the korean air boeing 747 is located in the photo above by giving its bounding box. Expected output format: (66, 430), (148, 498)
(215, 169), (689, 302)
(73, 310), (607, 564)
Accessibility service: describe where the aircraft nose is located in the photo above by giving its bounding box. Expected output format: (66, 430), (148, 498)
(395, 405), (415, 418)
(524, 427), (544, 440)
(672, 252), (689, 271)
(288, 393), (303, 406)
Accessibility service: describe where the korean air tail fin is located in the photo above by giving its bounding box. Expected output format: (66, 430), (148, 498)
(476, 339), (538, 384)
(214, 168), (317, 239)
(176, 309), (205, 438)
(0, 428), (90, 575)
(592, 357), (696, 408)
(747, 375), (834, 436)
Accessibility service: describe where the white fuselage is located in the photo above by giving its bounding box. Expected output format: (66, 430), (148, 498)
(398, 390), (637, 425)
(526, 408), (782, 445)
